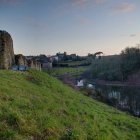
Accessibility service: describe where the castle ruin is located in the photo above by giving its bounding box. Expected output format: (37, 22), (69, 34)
(0, 30), (41, 71)
(0, 30), (15, 69)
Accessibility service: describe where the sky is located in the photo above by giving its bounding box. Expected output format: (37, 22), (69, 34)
(0, 0), (140, 56)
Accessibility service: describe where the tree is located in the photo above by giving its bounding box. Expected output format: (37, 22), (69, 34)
(120, 46), (140, 79)
(88, 52), (103, 59)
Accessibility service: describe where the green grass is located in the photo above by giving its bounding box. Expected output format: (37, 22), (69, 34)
(0, 70), (140, 140)
(58, 60), (91, 67)
(46, 67), (87, 76)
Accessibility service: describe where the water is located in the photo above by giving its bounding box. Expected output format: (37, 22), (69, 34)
(94, 85), (140, 117)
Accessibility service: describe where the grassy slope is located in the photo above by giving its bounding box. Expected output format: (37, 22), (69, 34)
(58, 60), (90, 67)
(46, 67), (87, 76)
(0, 70), (140, 140)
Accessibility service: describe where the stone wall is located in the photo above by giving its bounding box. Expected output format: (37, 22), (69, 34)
(27, 59), (41, 71)
(0, 30), (41, 71)
(15, 54), (27, 66)
(0, 30), (15, 69)
(42, 62), (52, 69)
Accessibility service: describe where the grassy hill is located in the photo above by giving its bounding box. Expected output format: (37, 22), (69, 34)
(0, 70), (140, 140)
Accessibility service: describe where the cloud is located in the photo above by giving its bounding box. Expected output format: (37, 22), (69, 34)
(113, 2), (135, 13)
(76, 15), (93, 25)
(70, 0), (106, 8)
(130, 32), (140, 37)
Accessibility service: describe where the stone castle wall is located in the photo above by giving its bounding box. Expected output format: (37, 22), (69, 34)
(15, 54), (27, 66)
(0, 30), (15, 69)
(0, 30), (41, 71)
(27, 59), (41, 71)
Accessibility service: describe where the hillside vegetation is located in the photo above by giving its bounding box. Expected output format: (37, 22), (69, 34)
(0, 70), (140, 140)
(46, 67), (87, 76)
(56, 60), (91, 67)
(90, 55), (122, 81)
(90, 46), (140, 81)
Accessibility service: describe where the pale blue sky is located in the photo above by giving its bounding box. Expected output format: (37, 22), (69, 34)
(0, 0), (140, 55)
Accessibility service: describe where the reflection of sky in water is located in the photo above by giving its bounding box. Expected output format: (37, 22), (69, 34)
(95, 85), (140, 117)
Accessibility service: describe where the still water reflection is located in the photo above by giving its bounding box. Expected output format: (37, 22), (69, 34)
(94, 85), (140, 117)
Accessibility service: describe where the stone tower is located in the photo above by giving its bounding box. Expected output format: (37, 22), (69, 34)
(0, 30), (15, 69)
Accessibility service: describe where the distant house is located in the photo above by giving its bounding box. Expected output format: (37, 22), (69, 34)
(34, 54), (53, 69)
(26, 56), (34, 60)
(70, 54), (77, 60)
(51, 55), (59, 62)
(56, 52), (65, 61)
(56, 52), (78, 61)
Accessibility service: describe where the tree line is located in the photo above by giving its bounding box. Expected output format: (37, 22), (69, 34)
(90, 45), (140, 81)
